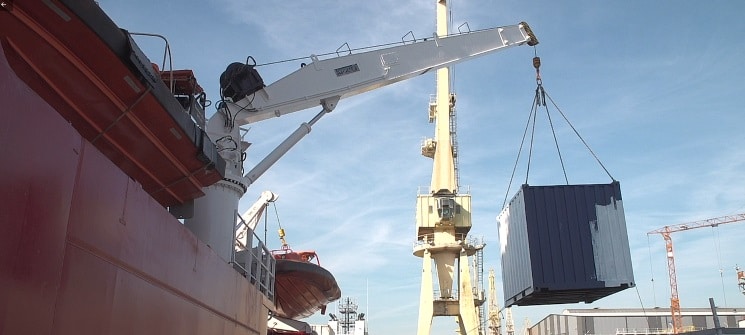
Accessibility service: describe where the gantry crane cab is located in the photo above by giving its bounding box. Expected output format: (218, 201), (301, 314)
(414, 194), (472, 240)
(436, 197), (456, 221)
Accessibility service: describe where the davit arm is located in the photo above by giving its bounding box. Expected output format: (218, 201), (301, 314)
(235, 190), (278, 250)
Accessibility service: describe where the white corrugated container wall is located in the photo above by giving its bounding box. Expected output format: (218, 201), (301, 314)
(497, 189), (534, 305)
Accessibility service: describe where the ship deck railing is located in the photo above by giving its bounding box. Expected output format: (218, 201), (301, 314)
(232, 224), (276, 302)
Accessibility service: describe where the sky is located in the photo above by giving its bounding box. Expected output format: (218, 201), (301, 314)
(98, 1), (745, 334)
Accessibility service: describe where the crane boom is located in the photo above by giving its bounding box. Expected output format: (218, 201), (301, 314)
(189, 20), (538, 266)
(647, 213), (745, 335)
(220, 22), (537, 126)
(648, 213), (745, 235)
(207, 21), (538, 187)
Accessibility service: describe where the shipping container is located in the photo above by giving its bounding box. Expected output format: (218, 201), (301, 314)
(498, 182), (634, 306)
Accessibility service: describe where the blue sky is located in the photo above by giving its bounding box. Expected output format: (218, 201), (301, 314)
(99, 1), (745, 334)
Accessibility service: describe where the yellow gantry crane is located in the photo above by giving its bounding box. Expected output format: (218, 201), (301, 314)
(413, 0), (480, 331)
(647, 213), (745, 335)
(409, 2), (536, 334)
(505, 307), (514, 335)
(487, 269), (501, 335)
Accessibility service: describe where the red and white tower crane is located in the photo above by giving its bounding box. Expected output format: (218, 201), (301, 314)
(736, 265), (745, 296)
(647, 213), (745, 335)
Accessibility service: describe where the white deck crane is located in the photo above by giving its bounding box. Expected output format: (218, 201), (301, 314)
(184, 19), (537, 267)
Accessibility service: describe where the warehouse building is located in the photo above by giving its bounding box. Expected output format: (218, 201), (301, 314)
(529, 308), (745, 335)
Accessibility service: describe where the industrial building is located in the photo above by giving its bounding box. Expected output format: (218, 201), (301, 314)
(529, 308), (745, 335)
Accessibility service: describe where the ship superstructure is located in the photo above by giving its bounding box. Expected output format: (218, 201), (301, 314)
(311, 297), (368, 335)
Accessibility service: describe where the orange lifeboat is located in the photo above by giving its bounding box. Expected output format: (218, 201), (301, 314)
(271, 241), (341, 319)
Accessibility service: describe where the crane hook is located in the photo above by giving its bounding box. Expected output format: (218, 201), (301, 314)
(532, 56), (545, 105)
(532, 56), (542, 85)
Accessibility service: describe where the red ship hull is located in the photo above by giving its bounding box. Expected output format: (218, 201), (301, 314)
(0, 1), (270, 334)
(0, 42), (269, 335)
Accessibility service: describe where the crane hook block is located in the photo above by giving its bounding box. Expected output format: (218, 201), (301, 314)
(533, 57), (541, 70)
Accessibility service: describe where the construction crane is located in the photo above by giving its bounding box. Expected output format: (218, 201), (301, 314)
(505, 308), (514, 335)
(521, 318), (531, 335)
(647, 213), (745, 335)
(487, 269), (501, 335)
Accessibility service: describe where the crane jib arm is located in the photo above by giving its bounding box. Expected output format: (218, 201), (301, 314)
(225, 22), (538, 125)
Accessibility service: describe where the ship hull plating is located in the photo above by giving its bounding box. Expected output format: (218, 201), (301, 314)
(0, 21), (267, 335)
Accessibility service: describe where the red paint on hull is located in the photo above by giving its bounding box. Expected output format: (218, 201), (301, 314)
(0, 0), (224, 207)
(0, 30), (268, 335)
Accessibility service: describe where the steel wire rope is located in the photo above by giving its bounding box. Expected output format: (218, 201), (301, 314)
(263, 202), (268, 244)
(542, 91), (616, 181)
(538, 84), (570, 185)
(272, 201), (282, 232)
(257, 197), (278, 247)
(501, 50), (618, 218)
(711, 226), (728, 306)
(647, 234), (658, 307)
(253, 26), (503, 68)
(525, 96), (538, 185)
(634, 285), (650, 327)
(501, 93), (539, 210)
(503, 50), (566, 211)
(503, 82), (552, 209)
(271, 200), (291, 250)
(632, 235), (653, 327)
(254, 39), (412, 68)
